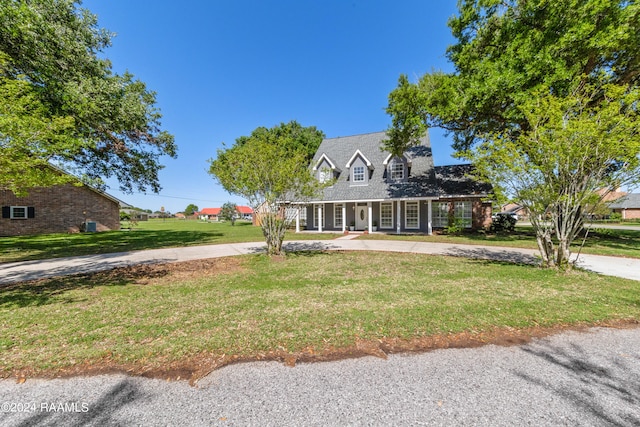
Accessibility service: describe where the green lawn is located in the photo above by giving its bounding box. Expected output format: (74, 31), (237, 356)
(1, 251), (638, 379)
(0, 219), (341, 263)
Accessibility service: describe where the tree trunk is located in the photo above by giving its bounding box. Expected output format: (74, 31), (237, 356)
(535, 232), (556, 268)
(262, 212), (286, 256)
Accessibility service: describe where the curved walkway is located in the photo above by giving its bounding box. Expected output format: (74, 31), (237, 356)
(1, 239), (639, 284)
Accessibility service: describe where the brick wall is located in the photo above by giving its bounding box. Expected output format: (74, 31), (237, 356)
(614, 208), (640, 220)
(0, 184), (120, 236)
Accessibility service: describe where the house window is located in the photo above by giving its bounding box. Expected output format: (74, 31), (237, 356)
(405, 202), (419, 229)
(2, 206), (34, 220)
(318, 168), (332, 184)
(313, 204), (325, 228)
(353, 166), (365, 183)
(11, 206), (27, 219)
(390, 162), (404, 180)
(433, 202), (449, 227)
(454, 201), (473, 228)
(380, 202), (393, 229)
(334, 204), (343, 228)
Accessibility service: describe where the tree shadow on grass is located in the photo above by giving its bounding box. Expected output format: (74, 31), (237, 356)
(0, 263), (172, 308)
(282, 241), (339, 255)
(514, 338), (640, 426)
(444, 246), (540, 266)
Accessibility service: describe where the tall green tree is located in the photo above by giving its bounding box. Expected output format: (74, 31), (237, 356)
(184, 204), (199, 216)
(0, 0), (176, 195)
(208, 122), (325, 255)
(220, 202), (238, 225)
(385, 0), (640, 269)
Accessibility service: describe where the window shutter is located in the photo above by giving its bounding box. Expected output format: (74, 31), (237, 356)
(27, 207), (35, 218)
(2, 206), (9, 219)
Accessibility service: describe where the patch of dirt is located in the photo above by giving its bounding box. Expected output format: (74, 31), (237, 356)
(5, 258), (639, 386)
(9, 318), (639, 387)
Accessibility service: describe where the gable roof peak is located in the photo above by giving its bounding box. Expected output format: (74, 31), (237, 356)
(312, 153), (341, 172)
(345, 149), (374, 169)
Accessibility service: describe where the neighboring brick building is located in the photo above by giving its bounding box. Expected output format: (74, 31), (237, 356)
(1, 183), (121, 236)
(609, 193), (640, 220)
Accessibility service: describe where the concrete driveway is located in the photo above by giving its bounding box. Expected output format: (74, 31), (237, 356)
(1, 239), (639, 284)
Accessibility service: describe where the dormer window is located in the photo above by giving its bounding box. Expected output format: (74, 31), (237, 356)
(390, 162), (404, 180)
(384, 154), (409, 182)
(346, 150), (373, 186)
(318, 168), (332, 183)
(313, 153), (340, 184)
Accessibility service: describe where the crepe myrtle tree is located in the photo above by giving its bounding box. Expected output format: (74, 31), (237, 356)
(208, 122), (325, 255)
(468, 84), (640, 267)
(384, 0), (640, 269)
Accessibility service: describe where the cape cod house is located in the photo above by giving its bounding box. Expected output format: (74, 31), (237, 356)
(296, 131), (492, 234)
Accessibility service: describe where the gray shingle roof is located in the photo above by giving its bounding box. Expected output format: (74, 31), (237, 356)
(608, 193), (640, 209)
(309, 131), (492, 202)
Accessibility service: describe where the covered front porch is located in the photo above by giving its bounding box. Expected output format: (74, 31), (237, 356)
(294, 200), (436, 235)
(294, 198), (490, 234)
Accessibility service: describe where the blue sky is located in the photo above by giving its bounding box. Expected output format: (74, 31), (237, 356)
(82, 0), (461, 213)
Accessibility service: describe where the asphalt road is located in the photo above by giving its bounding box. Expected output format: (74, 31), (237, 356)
(1, 326), (639, 426)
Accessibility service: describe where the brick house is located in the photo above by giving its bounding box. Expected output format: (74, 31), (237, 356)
(608, 193), (640, 220)
(1, 183), (121, 236)
(298, 131), (493, 233)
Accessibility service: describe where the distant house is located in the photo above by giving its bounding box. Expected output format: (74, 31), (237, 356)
(501, 203), (529, 220)
(1, 183), (122, 237)
(199, 206), (253, 222)
(299, 131), (493, 233)
(120, 208), (150, 221)
(608, 193), (640, 220)
(236, 206), (254, 221)
(198, 207), (221, 221)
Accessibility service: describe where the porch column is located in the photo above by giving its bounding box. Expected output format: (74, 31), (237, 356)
(367, 202), (373, 232)
(317, 204), (323, 232)
(295, 206), (300, 233)
(396, 200), (401, 234)
(342, 204), (347, 233)
(427, 199), (433, 235)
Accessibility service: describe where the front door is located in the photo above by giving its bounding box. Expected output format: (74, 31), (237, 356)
(356, 204), (368, 230)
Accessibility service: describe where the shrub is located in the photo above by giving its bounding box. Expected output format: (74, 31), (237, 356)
(491, 214), (517, 233)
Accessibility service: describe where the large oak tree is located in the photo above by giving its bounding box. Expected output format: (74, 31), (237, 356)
(385, 0), (640, 268)
(0, 0), (176, 195)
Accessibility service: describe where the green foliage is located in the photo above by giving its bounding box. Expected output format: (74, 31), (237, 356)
(609, 212), (622, 222)
(220, 202), (238, 225)
(184, 204), (199, 216)
(0, 0), (176, 195)
(491, 214), (517, 233)
(234, 120), (324, 163)
(445, 218), (465, 235)
(385, 0), (640, 269)
(208, 122), (325, 255)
